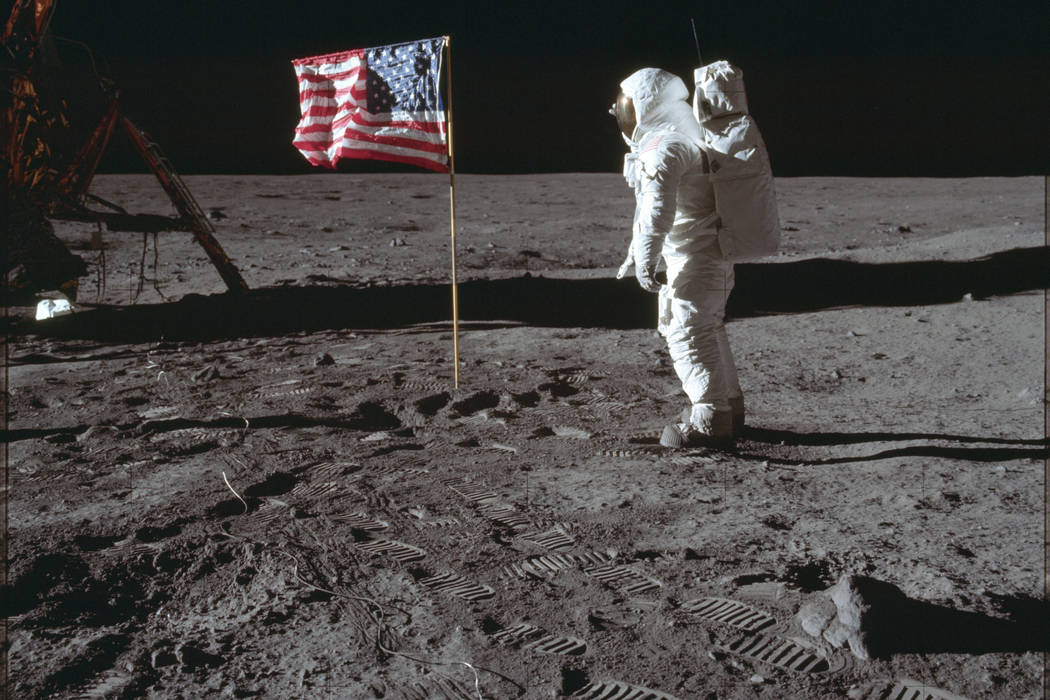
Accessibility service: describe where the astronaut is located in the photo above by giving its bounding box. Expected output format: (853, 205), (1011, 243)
(612, 67), (744, 448)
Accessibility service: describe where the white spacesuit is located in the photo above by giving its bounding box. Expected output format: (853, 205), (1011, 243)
(613, 67), (744, 447)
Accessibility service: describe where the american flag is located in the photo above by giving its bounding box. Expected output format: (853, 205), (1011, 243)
(292, 37), (448, 172)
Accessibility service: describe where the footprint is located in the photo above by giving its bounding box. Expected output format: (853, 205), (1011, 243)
(491, 621), (587, 655)
(572, 680), (681, 700)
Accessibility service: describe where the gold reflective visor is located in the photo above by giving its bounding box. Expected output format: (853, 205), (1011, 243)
(610, 91), (636, 138)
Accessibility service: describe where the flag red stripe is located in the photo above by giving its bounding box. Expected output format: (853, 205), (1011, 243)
(294, 128), (446, 155)
(296, 111), (445, 136)
(292, 48), (365, 67)
(302, 91), (367, 113)
(296, 144), (448, 173)
(335, 84), (366, 101)
(302, 105), (344, 118)
(296, 68), (360, 86)
(337, 148), (448, 172)
(347, 111), (446, 133)
(298, 89), (335, 102)
(294, 114), (445, 136)
(294, 132), (448, 159)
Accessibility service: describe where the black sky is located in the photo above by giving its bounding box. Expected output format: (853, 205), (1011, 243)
(43, 0), (1050, 176)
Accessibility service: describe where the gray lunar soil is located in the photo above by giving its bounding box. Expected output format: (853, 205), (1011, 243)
(4, 174), (1048, 699)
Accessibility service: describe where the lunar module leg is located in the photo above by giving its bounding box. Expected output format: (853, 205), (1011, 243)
(120, 115), (248, 294)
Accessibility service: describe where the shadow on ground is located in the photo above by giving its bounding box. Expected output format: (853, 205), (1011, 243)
(739, 427), (1050, 464)
(824, 578), (1050, 658)
(0, 410), (403, 444)
(746, 427), (1047, 448)
(9, 247), (1048, 343)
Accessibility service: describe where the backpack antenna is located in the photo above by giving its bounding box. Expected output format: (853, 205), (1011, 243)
(690, 18), (704, 67)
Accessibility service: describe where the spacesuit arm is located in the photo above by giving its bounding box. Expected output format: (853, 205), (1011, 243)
(631, 140), (687, 288)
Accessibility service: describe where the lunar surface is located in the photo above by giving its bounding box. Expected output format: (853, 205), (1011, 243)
(4, 173), (1047, 698)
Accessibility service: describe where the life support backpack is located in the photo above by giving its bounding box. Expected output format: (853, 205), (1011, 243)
(693, 61), (780, 260)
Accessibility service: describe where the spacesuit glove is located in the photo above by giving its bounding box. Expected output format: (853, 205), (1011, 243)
(632, 230), (663, 293)
(635, 264), (660, 293)
(616, 243), (634, 279)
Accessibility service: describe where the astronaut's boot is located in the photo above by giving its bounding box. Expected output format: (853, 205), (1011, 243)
(662, 404), (734, 449)
(680, 396), (745, 439)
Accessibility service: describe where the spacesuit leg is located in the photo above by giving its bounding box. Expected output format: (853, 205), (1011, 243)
(712, 263), (745, 435)
(717, 330), (745, 435)
(658, 243), (734, 440)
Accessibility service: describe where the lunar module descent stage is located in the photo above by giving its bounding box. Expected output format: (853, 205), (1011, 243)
(3, 0), (247, 300)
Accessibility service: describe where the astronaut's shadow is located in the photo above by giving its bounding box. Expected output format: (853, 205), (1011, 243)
(740, 427), (1048, 465)
(728, 244), (1049, 316)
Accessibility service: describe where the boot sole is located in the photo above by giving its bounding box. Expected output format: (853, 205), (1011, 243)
(680, 408), (746, 438)
(660, 424), (734, 449)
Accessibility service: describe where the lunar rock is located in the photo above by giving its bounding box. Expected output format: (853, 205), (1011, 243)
(797, 574), (913, 660)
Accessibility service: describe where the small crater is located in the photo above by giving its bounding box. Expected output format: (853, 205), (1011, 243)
(367, 443), (424, 457)
(300, 590), (333, 603)
(512, 391), (541, 407)
(243, 471), (297, 498)
(208, 498), (252, 518)
(760, 513), (794, 531)
(136, 522), (183, 543)
(480, 616), (502, 635)
(349, 529), (374, 543)
(633, 550), (664, 561)
(177, 644), (226, 669)
(74, 534), (122, 551)
(151, 551), (184, 574)
(414, 392), (451, 416)
(349, 401), (402, 430)
(561, 668), (589, 696)
(733, 572), (777, 586)
(538, 381), (579, 398)
(406, 566), (430, 581)
(452, 390), (500, 415)
(783, 560), (832, 592)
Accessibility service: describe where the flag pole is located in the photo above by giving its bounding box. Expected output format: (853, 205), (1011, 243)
(444, 34), (460, 389)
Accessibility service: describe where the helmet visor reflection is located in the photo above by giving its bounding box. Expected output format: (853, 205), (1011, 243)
(611, 91), (636, 138)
